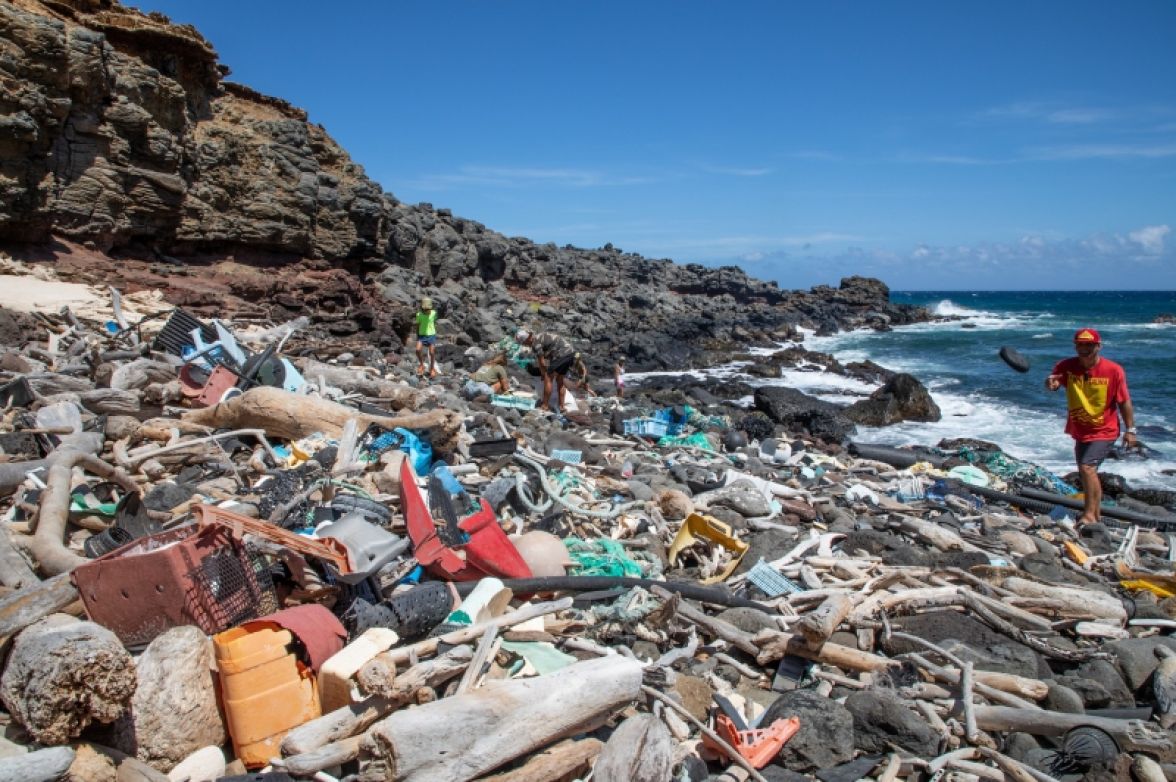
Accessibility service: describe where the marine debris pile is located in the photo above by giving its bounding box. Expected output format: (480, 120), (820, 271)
(0, 294), (1174, 782)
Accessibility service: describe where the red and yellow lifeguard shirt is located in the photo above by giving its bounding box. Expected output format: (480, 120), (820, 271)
(1051, 357), (1130, 442)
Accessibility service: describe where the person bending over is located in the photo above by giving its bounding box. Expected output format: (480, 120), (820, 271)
(1045, 328), (1137, 524)
(472, 352), (510, 395)
(516, 329), (576, 413)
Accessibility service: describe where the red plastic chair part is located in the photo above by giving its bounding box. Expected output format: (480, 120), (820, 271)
(399, 460), (532, 582)
(179, 364), (241, 407)
(702, 715), (801, 769)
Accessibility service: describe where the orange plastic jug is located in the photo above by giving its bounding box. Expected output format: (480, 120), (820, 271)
(214, 622), (321, 768)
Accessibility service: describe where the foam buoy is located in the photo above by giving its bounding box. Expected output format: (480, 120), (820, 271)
(999, 346), (1030, 373)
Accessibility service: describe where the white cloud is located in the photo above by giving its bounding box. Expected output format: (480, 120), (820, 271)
(407, 165), (657, 190)
(697, 164), (773, 177)
(1026, 143), (1176, 160)
(1129, 225), (1170, 255)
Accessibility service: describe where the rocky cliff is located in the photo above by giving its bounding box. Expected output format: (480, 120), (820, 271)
(0, 0), (926, 370)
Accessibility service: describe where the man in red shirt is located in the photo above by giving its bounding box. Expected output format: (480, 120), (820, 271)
(1045, 328), (1137, 524)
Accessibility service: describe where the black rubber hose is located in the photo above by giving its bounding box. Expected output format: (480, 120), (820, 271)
(1016, 487), (1176, 528)
(948, 480), (1058, 515)
(848, 442), (945, 469)
(455, 576), (772, 612)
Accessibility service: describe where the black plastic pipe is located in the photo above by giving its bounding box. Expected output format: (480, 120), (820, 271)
(455, 576), (772, 611)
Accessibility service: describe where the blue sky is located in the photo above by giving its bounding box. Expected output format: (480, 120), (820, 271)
(132, 1), (1175, 290)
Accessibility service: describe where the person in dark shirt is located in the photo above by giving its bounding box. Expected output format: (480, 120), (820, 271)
(516, 329), (575, 413)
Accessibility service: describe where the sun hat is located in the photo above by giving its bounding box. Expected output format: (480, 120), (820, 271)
(1073, 328), (1101, 344)
(515, 329), (531, 343)
(420, 297), (433, 309)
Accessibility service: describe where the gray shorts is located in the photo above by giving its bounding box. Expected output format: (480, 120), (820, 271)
(1074, 439), (1115, 466)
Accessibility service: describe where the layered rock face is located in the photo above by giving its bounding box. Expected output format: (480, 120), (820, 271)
(0, 0), (926, 368)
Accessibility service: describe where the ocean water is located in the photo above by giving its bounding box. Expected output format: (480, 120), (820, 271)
(799, 291), (1176, 491)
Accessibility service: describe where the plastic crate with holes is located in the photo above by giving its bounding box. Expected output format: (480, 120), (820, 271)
(622, 417), (683, 438)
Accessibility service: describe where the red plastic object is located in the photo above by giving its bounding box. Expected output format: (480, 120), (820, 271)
(180, 364), (240, 407)
(399, 460), (532, 581)
(71, 525), (272, 646)
(702, 715), (801, 769)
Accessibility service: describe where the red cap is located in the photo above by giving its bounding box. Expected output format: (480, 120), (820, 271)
(1073, 328), (1101, 344)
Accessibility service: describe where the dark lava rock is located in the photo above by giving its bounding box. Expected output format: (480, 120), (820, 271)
(1042, 681), (1085, 714)
(737, 411), (778, 441)
(844, 689), (939, 757)
(886, 610), (1048, 679)
(1073, 660), (1134, 707)
(760, 688), (855, 771)
(1105, 636), (1176, 690)
(715, 607), (777, 636)
(753, 387), (856, 443)
(839, 530), (929, 567)
(1056, 675), (1115, 710)
(734, 528), (800, 576)
(816, 755), (886, 782)
(843, 373), (941, 426)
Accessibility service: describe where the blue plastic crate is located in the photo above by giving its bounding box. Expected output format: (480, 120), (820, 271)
(491, 394), (537, 410)
(623, 417), (678, 438)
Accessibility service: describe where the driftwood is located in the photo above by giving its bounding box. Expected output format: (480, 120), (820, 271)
(297, 359), (421, 408)
(0, 615), (136, 744)
(40, 388), (141, 415)
(0, 527), (36, 589)
(183, 386), (463, 453)
(796, 593), (853, 645)
(754, 628), (898, 672)
(278, 735), (363, 777)
(999, 577), (1128, 625)
(0, 431), (104, 496)
(357, 655), (644, 782)
(30, 448), (139, 576)
(593, 714), (675, 782)
(972, 705), (1176, 761)
(283, 645), (473, 757)
(478, 738), (602, 782)
(0, 572), (80, 647)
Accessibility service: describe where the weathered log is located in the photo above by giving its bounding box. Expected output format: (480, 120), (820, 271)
(0, 527), (37, 589)
(477, 738), (602, 782)
(282, 646), (473, 756)
(0, 615), (136, 744)
(652, 586), (759, 654)
(754, 628), (898, 672)
(109, 359), (177, 392)
(358, 655), (644, 782)
(972, 705), (1175, 761)
(0, 572), (80, 647)
(297, 359), (420, 408)
(906, 652), (1043, 708)
(0, 746), (75, 782)
(278, 735), (363, 777)
(0, 431), (104, 496)
(593, 714), (674, 782)
(796, 593), (853, 646)
(182, 386), (463, 453)
(30, 449), (139, 576)
(1000, 577), (1127, 625)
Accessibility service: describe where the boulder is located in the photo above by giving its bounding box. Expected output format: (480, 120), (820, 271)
(753, 387), (855, 443)
(1105, 637), (1176, 691)
(760, 688), (855, 771)
(844, 689), (939, 757)
(843, 373), (941, 426)
(112, 626), (226, 772)
(0, 615), (136, 745)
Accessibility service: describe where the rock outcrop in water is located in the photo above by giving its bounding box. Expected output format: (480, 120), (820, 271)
(0, 0), (928, 370)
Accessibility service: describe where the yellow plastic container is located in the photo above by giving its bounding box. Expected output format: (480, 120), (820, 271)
(668, 513), (749, 585)
(214, 622), (321, 768)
